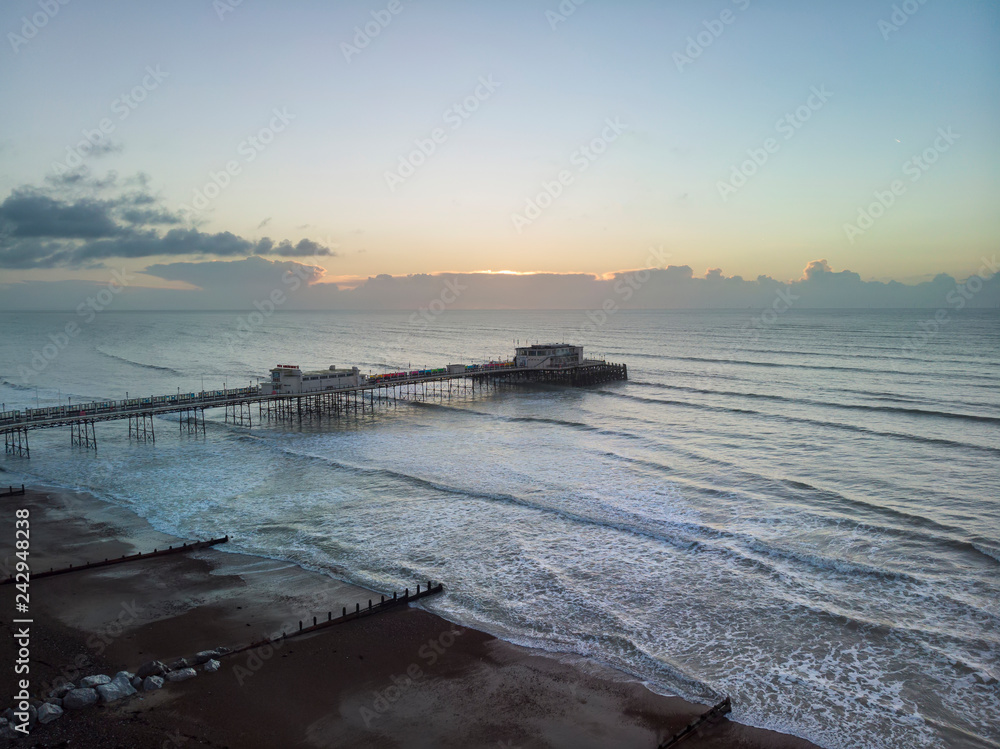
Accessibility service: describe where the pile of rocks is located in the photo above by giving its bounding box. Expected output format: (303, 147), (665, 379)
(0, 647), (229, 738)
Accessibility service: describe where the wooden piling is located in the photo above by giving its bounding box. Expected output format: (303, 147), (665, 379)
(657, 697), (732, 748)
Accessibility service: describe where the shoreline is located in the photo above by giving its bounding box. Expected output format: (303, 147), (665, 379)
(0, 484), (822, 748)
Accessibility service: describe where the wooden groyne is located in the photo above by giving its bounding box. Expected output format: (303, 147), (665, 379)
(1, 484), (26, 497)
(658, 696), (732, 748)
(0, 535), (229, 585)
(223, 582), (445, 657)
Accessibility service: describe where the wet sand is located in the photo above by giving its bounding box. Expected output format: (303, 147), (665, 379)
(0, 486), (821, 748)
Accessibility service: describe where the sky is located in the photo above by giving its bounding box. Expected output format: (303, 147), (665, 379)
(0, 0), (998, 309)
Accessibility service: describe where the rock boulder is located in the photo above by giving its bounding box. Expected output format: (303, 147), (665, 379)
(96, 675), (137, 703)
(48, 683), (75, 699)
(79, 674), (111, 688)
(136, 660), (168, 679)
(63, 688), (99, 710)
(37, 703), (64, 725)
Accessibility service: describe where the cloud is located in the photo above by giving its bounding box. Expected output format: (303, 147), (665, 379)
(273, 238), (328, 257)
(45, 168), (121, 191)
(143, 255), (326, 289)
(802, 258), (833, 279)
(3, 258), (997, 311)
(0, 192), (120, 239)
(284, 260), (998, 310)
(0, 170), (337, 269)
(83, 138), (123, 158)
(71, 228), (259, 263)
(0, 257), (331, 311)
(120, 207), (183, 225)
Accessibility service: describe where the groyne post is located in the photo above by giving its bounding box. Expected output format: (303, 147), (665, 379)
(657, 696), (732, 748)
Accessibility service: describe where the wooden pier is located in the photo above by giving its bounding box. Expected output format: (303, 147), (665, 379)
(0, 358), (628, 458)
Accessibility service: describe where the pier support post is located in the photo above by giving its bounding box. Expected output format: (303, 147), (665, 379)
(128, 413), (155, 443)
(180, 407), (206, 435)
(3, 427), (29, 458)
(70, 420), (97, 450)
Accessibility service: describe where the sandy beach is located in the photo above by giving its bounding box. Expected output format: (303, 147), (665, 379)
(0, 485), (821, 748)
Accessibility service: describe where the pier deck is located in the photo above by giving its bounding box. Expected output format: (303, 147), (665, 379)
(1, 359), (627, 457)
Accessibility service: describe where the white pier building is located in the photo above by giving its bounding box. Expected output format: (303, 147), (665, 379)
(514, 344), (585, 369)
(261, 365), (367, 395)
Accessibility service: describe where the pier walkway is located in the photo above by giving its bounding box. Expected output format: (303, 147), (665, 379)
(2, 359), (627, 457)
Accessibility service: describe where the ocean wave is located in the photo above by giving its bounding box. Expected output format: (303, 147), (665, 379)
(235, 387), (1000, 581)
(96, 348), (181, 375)
(628, 381), (1000, 424)
(266, 446), (716, 551)
(599, 447), (977, 544)
(970, 543), (1000, 564)
(495, 625), (721, 704)
(633, 351), (998, 382)
(854, 390), (929, 403)
(777, 591), (1000, 657)
(251, 436), (955, 598)
(246, 394), (994, 579)
(239, 439), (833, 584)
(594, 389), (1000, 456)
(596, 444), (1000, 576)
(0, 379), (35, 392)
(775, 477), (971, 535)
(405, 399), (646, 441)
(736, 533), (924, 584)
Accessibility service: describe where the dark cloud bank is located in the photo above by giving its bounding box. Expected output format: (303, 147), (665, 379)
(2, 256), (997, 311)
(0, 171), (996, 311)
(0, 170), (334, 269)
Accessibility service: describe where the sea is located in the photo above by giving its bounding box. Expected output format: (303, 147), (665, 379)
(1, 308), (997, 749)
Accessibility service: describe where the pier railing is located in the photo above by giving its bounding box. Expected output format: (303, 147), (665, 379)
(1, 359), (627, 457)
(1, 360), (625, 429)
